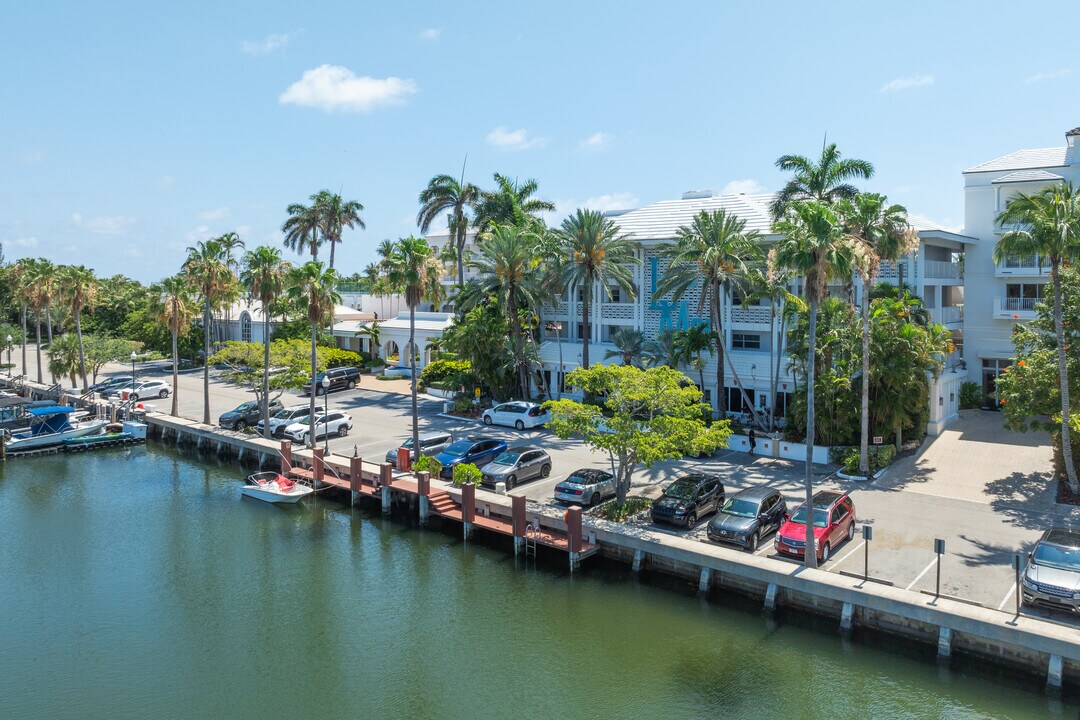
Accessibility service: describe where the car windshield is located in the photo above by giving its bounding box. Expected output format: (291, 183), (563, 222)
(400, 438), (415, 448)
(233, 402), (256, 412)
(442, 441), (472, 457)
(664, 481), (697, 500)
(568, 474), (605, 486)
(722, 498), (760, 518)
(1033, 543), (1080, 572)
(493, 452), (521, 466)
(273, 409), (297, 419)
(789, 506), (830, 528)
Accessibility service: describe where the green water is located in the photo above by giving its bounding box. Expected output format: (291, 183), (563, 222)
(0, 444), (1073, 719)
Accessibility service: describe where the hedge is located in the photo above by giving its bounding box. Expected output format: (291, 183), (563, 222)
(832, 445), (897, 475)
(322, 347), (366, 369)
(419, 359), (471, 387)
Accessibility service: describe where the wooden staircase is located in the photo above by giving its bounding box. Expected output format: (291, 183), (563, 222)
(428, 490), (459, 517)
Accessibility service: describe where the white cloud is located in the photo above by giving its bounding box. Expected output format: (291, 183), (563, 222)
(551, 192), (639, 221)
(279, 65), (419, 113)
(242, 32), (296, 55)
(155, 175), (174, 190)
(485, 126), (546, 151)
(880, 73), (934, 93)
(418, 28), (442, 41)
(71, 213), (136, 235)
(579, 131), (611, 150)
(1025, 68), (1071, 84)
(197, 207), (231, 221)
(720, 179), (765, 196)
(9, 236), (38, 248)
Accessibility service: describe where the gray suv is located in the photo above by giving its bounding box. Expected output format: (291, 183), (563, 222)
(1022, 528), (1080, 613)
(385, 431), (455, 467)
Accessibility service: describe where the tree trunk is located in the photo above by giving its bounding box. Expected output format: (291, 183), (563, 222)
(712, 282), (725, 415)
(262, 313), (272, 439)
(74, 310), (87, 391)
(581, 289), (591, 369)
(771, 309), (788, 433)
(410, 304), (420, 463)
(509, 292), (528, 400)
(20, 306), (27, 379)
(45, 302), (55, 383)
(555, 323), (564, 400)
(170, 323), (179, 417)
(329, 235), (336, 270)
(859, 280), (871, 475)
(308, 319), (318, 449)
(1053, 262), (1078, 493)
(456, 223), (466, 290)
(803, 292), (819, 570)
(202, 299), (211, 425)
(34, 310), (42, 384)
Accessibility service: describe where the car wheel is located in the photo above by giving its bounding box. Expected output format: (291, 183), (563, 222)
(590, 492), (601, 507)
(540, 464), (551, 478)
(483, 416), (493, 425)
(347, 380), (356, 390)
(847, 522), (856, 541)
(515, 420), (525, 430)
(304, 433), (311, 446)
(505, 475), (515, 490)
(159, 389), (169, 398)
(748, 531), (759, 552)
(236, 420), (247, 432)
(337, 425), (348, 437)
(130, 393), (139, 401)
(685, 512), (697, 529)
(821, 542), (831, 563)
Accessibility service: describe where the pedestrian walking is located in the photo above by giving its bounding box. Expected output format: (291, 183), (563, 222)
(748, 427), (757, 454)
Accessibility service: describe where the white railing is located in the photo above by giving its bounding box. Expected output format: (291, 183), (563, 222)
(729, 305), (772, 325)
(996, 256), (1049, 276)
(996, 297), (1039, 316)
(924, 260), (961, 279)
(600, 303), (635, 321)
(933, 306), (963, 324)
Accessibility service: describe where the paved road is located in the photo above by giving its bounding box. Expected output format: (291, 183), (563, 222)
(21, 349), (1080, 621)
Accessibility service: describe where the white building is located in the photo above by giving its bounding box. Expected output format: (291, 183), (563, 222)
(962, 127), (1080, 408)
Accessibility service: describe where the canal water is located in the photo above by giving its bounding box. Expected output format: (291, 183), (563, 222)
(0, 444), (1074, 719)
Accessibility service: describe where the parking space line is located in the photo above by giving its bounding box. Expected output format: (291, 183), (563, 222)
(829, 540), (865, 569)
(905, 558), (938, 591)
(997, 583), (1017, 611)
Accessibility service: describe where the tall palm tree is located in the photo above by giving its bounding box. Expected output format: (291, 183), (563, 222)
(604, 328), (647, 367)
(745, 260), (797, 432)
(674, 323), (716, 394)
(36, 260), (59, 379)
(770, 143), (875, 220)
(417, 173), (481, 287)
(153, 276), (196, 417)
(313, 190), (365, 270)
(58, 265), (99, 391)
(644, 328), (681, 369)
(7, 260), (31, 379)
(241, 246), (290, 437)
(658, 209), (762, 418)
(282, 200), (323, 261)
(555, 209), (640, 369)
(474, 173), (555, 231)
(464, 224), (545, 400)
(384, 236), (442, 462)
(773, 200), (862, 569)
(286, 261), (341, 448)
(839, 193), (918, 476)
(23, 259), (49, 384)
(183, 237), (236, 424)
(995, 182), (1080, 493)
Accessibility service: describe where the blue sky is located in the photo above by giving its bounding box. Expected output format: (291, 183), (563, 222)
(3, 1), (1079, 283)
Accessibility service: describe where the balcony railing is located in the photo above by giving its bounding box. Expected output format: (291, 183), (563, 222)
(996, 255), (1050, 276)
(924, 260), (962, 279)
(932, 306), (963, 324)
(995, 296), (1040, 318)
(729, 305), (772, 325)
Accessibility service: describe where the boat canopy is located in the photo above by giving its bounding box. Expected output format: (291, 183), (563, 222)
(27, 406), (76, 416)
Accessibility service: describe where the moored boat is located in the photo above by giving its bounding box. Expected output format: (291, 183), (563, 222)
(240, 471), (314, 504)
(5, 406), (109, 451)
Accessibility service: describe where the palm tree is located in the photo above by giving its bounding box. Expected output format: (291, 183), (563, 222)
(464, 224), (545, 400)
(555, 209), (640, 369)
(474, 173), (555, 231)
(994, 182), (1080, 493)
(355, 321), (382, 361)
(773, 200), (863, 569)
(384, 236), (442, 462)
(7, 260), (31, 379)
(644, 328), (681, 369)
(657, 209), (762, 418)
(183, 238), (236, 424)
(417, 173), (481, 287)
(674, 323), (716, 393)
(35, 260), (59, 379)
(313, 190), (365, 270)
(286, 261), (341, 448)
(241, 246), (290, 437)
(745, 260), (797, 432)
(839, 193), (919, 476)
(282, 200), (322, 260)
(605, 328), (647, 367)
(58, 265), (99, 391)
(22, 258), (49, 384)
(770, 142), (875, 220)
(153, 276), (196, 417)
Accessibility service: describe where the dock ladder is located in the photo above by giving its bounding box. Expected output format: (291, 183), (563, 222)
(524, 522), (538, 558)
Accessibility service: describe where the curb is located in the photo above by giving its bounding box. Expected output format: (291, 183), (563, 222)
(835, 468), (886, 483)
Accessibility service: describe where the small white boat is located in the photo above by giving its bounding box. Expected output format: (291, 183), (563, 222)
(6, 406), (109, 451)
(241, 471), (314, 504)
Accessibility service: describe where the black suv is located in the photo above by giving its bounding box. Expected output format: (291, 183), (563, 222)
(650, 474), (725, 529)
(304, 367), (361, 395)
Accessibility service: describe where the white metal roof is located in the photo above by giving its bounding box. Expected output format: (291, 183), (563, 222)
(990, 169), (1066, 184)
(375, 312), (455, 333)
(907, 215), (977, 244)
(610, 192), (777, 241)
(964, 147), (1067, 173)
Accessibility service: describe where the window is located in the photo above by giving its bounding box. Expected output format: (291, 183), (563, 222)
(1005, 282), (1045, 300)
(602, 324), (634, 342)
(831, 505), (845, 523)
(732, 333), (762, 350)
(240, 312), (252, 343)
(731, 289), (760, 306)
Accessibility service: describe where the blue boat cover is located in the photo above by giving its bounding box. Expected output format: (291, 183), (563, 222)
(27, 406), (76, 416)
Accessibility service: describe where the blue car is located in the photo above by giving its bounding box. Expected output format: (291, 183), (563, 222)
(432, 436), (508, 479)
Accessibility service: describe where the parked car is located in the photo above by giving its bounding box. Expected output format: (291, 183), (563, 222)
(90, 376), (131, 394)
(385, 431), (455, 467)
(482, 401), (550, 430)
(1021, 528), (1080, 613)
(218, 398), (284, 431)
(258, 404), (321, 439)
(480, 446), (552, 490)
(650, 474), (725, 529)
(554, 469), (616, 506)
(303, 366), (361, 395)
(284, 411), (353, 444)
(432, 436), (507, 479)
(109, 379), (172, 400)
(775, 490), (856, 563)
(707, 486), (788, 552)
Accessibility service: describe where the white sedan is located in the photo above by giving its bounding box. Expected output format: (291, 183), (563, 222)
(109, 379), (172, 400)
(283, 411), (353, 444)
(482, 402), (550, 430)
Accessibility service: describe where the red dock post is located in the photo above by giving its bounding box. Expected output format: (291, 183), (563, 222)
(350, 456), (363, 505)
(566, 505), (583, 571)
(380, 463), (393, 514)
(461, 482), (476, 539)
(416, 471), (430, 524)
(312, 448), (325, 487)
(279, 440), (292, 474)
(512, 495), (527, 554)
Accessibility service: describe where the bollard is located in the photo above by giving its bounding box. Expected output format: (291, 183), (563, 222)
(417, 471), (431, 525)
(1014, 553), (1022, 617)
(934, 538), (946, 599)
(862, 525), (873, 581)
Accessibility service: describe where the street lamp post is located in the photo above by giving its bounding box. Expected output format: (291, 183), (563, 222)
(130, 350), (138, 399)
(5, 335), (11, 378)
(321, 375), (330, 453)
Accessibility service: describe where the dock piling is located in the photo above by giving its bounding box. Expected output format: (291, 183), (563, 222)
(632, 549), (644, 573)
(350, 456), (363, 506)
(937, 627), (953, 660)
(840, 602), (855, 634)
(461, 482), (476, 539)
(764, 582), (779, 612)
(698, 567), (711, 593)
(380, 463), (393, 515)
(1048, 654), (1064, 692)
(417, 471), (430, 525)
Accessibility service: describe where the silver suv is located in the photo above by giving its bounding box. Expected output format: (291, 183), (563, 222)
(258, 404), (321, 439)
(1022, 528), (1080, 613)
(385, 431), (455, 467)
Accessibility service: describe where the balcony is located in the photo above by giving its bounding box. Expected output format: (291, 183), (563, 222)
(995, 255), (1050, 277)
(993, 296), (1040, 319)
(729, 305), (772, 327)
(931, 306), (964, 325)
(924, 260), (962, 280)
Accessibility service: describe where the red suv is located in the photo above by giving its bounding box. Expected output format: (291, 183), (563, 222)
(774, 490), (856, 563)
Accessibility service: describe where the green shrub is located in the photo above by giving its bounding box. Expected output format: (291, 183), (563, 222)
(840, 445), (897, 475)
(959, 381), (982, 410)
(419, 359), (469, 385)
(596, 497), (651, 522)
(322, 347), (365, 369)
(452, 396), (474, 413)
(412, 454), (442, 478)
(452, 462), (482, 487)
(375, 374), (397, 381)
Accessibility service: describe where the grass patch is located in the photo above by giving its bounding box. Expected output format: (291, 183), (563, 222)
(596, 496), (651, 522)
(375, 374), (398, 381)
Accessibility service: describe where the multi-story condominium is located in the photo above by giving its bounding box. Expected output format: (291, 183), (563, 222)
(961, 127), (1080, 408)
